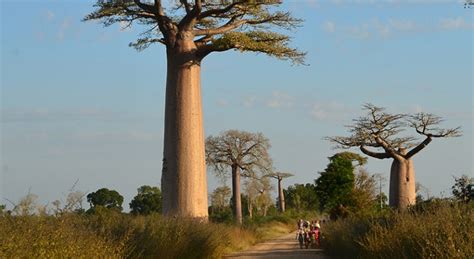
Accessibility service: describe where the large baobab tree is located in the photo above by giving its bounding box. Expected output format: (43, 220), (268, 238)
(265, 172), (293, 212)
(206, 130), (272, 224)
(84, 0), (304, 219)
(328, 104), (461, 210)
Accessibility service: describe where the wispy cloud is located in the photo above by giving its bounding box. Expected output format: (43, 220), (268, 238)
(322, 21), (336, 33)
(216, 99), (229, 107)
(45, 10), (55, 21)
(57, 18), (72, 41)
(1, 108), (137, 123)
(322, 16), (471, 40)
(266, 91), (295, 109)
(309, 102), (352, 121)
(242, 95), (258, 108)
(440, 17), (474, 30)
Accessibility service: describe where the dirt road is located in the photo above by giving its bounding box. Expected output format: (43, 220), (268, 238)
(224, 232), (328, 259)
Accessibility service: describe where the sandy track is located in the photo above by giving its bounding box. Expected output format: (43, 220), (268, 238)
(224, 232), (328, 259)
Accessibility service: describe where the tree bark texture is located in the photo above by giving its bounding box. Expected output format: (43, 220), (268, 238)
(232, 165), (243, 224)
(278, 178), (285, 212)
(389, 158), (416, 209)
(161, 38), (208, 218)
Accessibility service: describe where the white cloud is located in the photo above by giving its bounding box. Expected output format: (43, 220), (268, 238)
(322, 21), (336, 33)
(266, 91), (295, 109)
(309, 102), (351, 121)
(242, 95), (258, 108)
(349, 23), (371, 39)
(216, 99), (228, 107)
(57, 18), (72, 41)
(1, 108), (129, 123)
(439, 17), (473, 30)
(45, 10), (55, 21)
(322, 18), (428, 40)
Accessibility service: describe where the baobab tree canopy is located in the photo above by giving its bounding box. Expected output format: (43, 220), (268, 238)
(328, 104), (461, 160)
(83, 0), (305, 63)
(328, 104), (461, 209)
(206, 130), (272, 178)
(206, 130), (272, 223)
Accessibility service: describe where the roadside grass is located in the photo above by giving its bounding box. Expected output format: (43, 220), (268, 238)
(0, 209), (311, 258)
(322, 200), (474, 259)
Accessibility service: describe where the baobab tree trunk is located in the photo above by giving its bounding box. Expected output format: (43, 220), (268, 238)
(231, 165), (243, 224)
(161, 39), (208, 219)
(277, 178), (285, 212)
(389, 158), (416, 209)
(248, 196), (253, 219)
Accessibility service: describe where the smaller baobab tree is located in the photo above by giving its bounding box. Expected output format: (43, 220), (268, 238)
(265, 172), (293, 212)
(206, 130), (272, 224)
(328, 104), (461, 210)
(244, 176), (273, 217)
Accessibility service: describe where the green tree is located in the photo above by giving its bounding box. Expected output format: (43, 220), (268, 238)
(84, 0), (305, 219)
(130, 185), (162, 215)
(209, 186), (232, 222)
(452, 175), (474, 203)
(284, 183), (319, 211)
(314, 153), (367, 214)
(351, 168), (378, 215)
(87, 188), (124, 212)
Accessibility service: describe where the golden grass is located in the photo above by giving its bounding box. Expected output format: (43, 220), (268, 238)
(0, 209), (299, 258)
(322, 200), (474, 259)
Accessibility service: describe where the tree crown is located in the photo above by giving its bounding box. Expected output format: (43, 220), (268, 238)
(84, 0), (305, 63)
(328, 104), (461, 160)
(206, 129), (272, 178)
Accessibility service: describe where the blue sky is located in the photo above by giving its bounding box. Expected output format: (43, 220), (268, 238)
(1, 0), (472, 210)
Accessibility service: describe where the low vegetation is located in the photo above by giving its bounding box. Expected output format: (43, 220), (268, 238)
(322, 200), (474, 259)
(0, 207), (300, 258)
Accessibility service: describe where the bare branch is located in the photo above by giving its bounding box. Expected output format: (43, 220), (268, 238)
(360, 145), (391, 159)
(328, 104), (462, 162)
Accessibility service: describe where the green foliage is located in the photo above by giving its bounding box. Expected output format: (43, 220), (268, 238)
(322, 200), (474, 259)
(213, 31), (305, 64)
(209, 205), (233, 223)
(315, 155), (355, 215)
(452, 174), (474, 203)
(284, 183), (319, 211)
(129, 185), (162, 215)
(87, 188), (124, 212)
(84, 0), (305, 64)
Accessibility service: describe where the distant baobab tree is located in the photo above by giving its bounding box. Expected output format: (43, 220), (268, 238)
(328, 104), (461, 210)
(206, 130), (272, 224)
(84, 0), (304, 219)
(265, 172), (293, 212)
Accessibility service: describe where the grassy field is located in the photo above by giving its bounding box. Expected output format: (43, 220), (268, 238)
(0, 209), (305, 258)
(321, 200), (474, 259)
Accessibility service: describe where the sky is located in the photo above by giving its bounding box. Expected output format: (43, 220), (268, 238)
(1, 0), (473, 211)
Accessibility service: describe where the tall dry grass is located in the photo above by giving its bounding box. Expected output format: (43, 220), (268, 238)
(322, 200), (474, 259)
(0, 207), (297, 258)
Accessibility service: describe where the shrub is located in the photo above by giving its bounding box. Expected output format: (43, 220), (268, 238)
(322, 200), (474, 259)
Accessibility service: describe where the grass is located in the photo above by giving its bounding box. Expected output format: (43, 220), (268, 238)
(321, 200), (474, 259)
(0, 208), (305, 258)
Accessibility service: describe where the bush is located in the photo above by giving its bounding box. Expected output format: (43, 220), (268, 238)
(0, 214), (122, 258)
(322, 200), (474, 259)
(0, 211), (271, 258)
